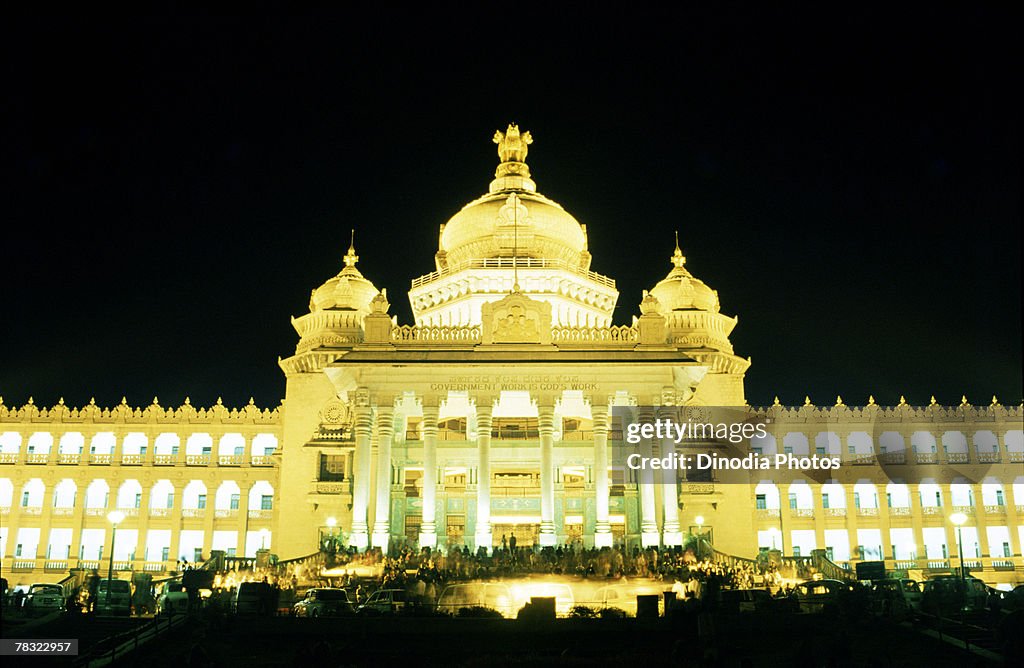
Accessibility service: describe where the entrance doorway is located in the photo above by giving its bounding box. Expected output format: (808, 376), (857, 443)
(492, 522), (540, 548)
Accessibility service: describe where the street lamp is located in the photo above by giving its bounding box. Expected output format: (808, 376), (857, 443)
(950, 512), (968, 588)
(259, 528), (270, 550)
(105, 510), (125, 610)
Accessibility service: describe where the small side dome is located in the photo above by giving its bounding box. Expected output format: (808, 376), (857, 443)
(648, 235), (720, 313)
(309, 233), (379, 314)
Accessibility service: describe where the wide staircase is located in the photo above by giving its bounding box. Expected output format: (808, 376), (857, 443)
(699, 539), (858, 590)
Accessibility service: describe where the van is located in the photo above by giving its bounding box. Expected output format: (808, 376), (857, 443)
(96, 579), (132, 616)
(234, 581), (273, 616)
(436, 583), (514, 618)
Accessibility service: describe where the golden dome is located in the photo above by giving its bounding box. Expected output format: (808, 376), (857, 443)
(309, 234), (379, 314)
(436, 124), (590, 270)
(648, 235), (721, 313)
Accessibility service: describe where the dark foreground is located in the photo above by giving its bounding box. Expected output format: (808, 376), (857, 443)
(3, 611), (1005, 667)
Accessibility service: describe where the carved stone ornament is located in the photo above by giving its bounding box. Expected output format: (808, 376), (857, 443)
(481, 292), (552, 344)
(320, 398), (350, 425)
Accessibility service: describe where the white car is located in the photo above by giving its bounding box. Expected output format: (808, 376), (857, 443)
(25, 584), (64, 615)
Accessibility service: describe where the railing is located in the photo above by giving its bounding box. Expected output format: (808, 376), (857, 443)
(889, 506), (911, 516)
(0, 452), (17, 463)
(149, 508), (171, 518)
(551, 325), (638, 344)
(915, 453), (938, 464)
(1009, 451), (1024, 463)
(27, 453), (49, 464)
(59, 453), (81, 464)
(22, 505), (43, 515)
(755, 508), (780, 520)
(218, 455), (245, 466)
(181, 508), (205, 519)
(945, 452), (969, 463)
(976, 451), (1001, 463)
(810, 550), (856, 582)
(214, 509), (238, 519)
(983, 505), (1006, 515)
(848, 454), (876, 466)
(251, 455), (274, 466)
(142, 562), (168, 572)
(411, 256), (616, 289)
(85, 508), (107, 517)
(118, 507), (139, 517)
(0, 506), (9, 515)
(154, 454), (176, 465)
(52, 507), (75, 517)
(73, 607), (188, 667)
(312, 481), (348, 495)
(951, 505), (974, 515)
(248, 509), (273, 520)
(791, 508), (814, 518)
(45, 560), (68, 571)
(857, 507), (879, 517)
(879, 452), (906, 464)
(91, 453), (112, 464)
(685, 483), (715, 494)
(825, 508), (846, 517)
(186, 454), (211, 466)
(12, 559), (38, 571)
(391, 324), (482, 343)
(921, 506), (942, 516)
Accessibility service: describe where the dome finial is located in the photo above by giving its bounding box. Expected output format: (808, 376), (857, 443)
(493, 123), (532, 164)
(671, 231), (687, 269)
(343, 229), (359, 268)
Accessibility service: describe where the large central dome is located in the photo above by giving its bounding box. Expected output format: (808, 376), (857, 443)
(410, 125), (618, 328)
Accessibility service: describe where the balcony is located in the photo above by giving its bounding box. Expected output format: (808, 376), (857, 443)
(312, 481), (348, 495)
(945, 452), (969, 464)
(889, 506), (911, 516)
(154, 454), (176, 465)
(915, 453), (938, 464)
(22, 505), (43, 516)
(85, 507), (107, 517)
(984, 505), (1006, 515)
(149, 508), (171, 518)
(12, 559), (38, 571)
(857, 507), (879, 517)
(181, 508), (205, 519)
(58, 453), (81, 465)
(791, 508), (814, 518)
(1009, 452), (1024, 463)
(248, 509), (273, 520)
(90, 453), (112, 465)
(824, 508), (847, 517)
(214, 509), (239, 519)
(976, 451), (1001, 464)
(26, 453), (49, 464)
(121, 454), (142, 465)
(44, 560), (68, 571)
(0, 452), (17, 464)
(921, 506), (942, 516)
(52, 507), (75, 517)
(250, 455), (274, 466)
(218, 455), (245, 466)
(186, 455), (211, 466)
(755, 508), (780, 520)
(951, 505), (974, 515)
(879, 452), (906, 464)
(118, 507), (139, 518)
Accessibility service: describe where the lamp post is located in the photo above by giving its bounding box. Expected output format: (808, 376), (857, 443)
(259, 528), (270, 550)
(950, 512), (968, 588)
(105, 510), (125, 610)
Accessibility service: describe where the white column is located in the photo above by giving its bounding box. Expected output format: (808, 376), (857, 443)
(371, 405), (395, 551)
(539, 403), (557, 546)
(419, 403), (439, 549)
(660, 406), (682, 546)
(592, 402), (613, 547)
(350, 405), (372, 549)
(637, 406), (660, 547)
(474, 401), (493, 552)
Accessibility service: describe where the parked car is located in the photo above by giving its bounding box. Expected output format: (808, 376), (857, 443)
(293, 588), (353, 618)
(234, 581), (275, 616)
(794, 579), (852, 614)
(436, 582), (514, 618)
(95, 579), (132, 616)
(357, 588), (408, 615)
(155, 582), (189, 616)
(25, 584), (64, 615)
(869, 579), (911, 618)
(900, 579), (923, 612)
(921, 575), (988, 615)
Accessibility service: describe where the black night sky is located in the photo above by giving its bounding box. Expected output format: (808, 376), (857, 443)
(3, 8), (1020, 410)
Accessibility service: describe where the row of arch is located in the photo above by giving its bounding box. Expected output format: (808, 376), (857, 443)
(1, 478), (274, 511)
(753, 479), (1024, 510)
(2, 527), (273, 562)
(751, 429), (1023, 454)
(0, 431), (278, 456)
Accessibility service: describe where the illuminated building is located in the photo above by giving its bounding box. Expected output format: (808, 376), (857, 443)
(2, 125), (1021, 586)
